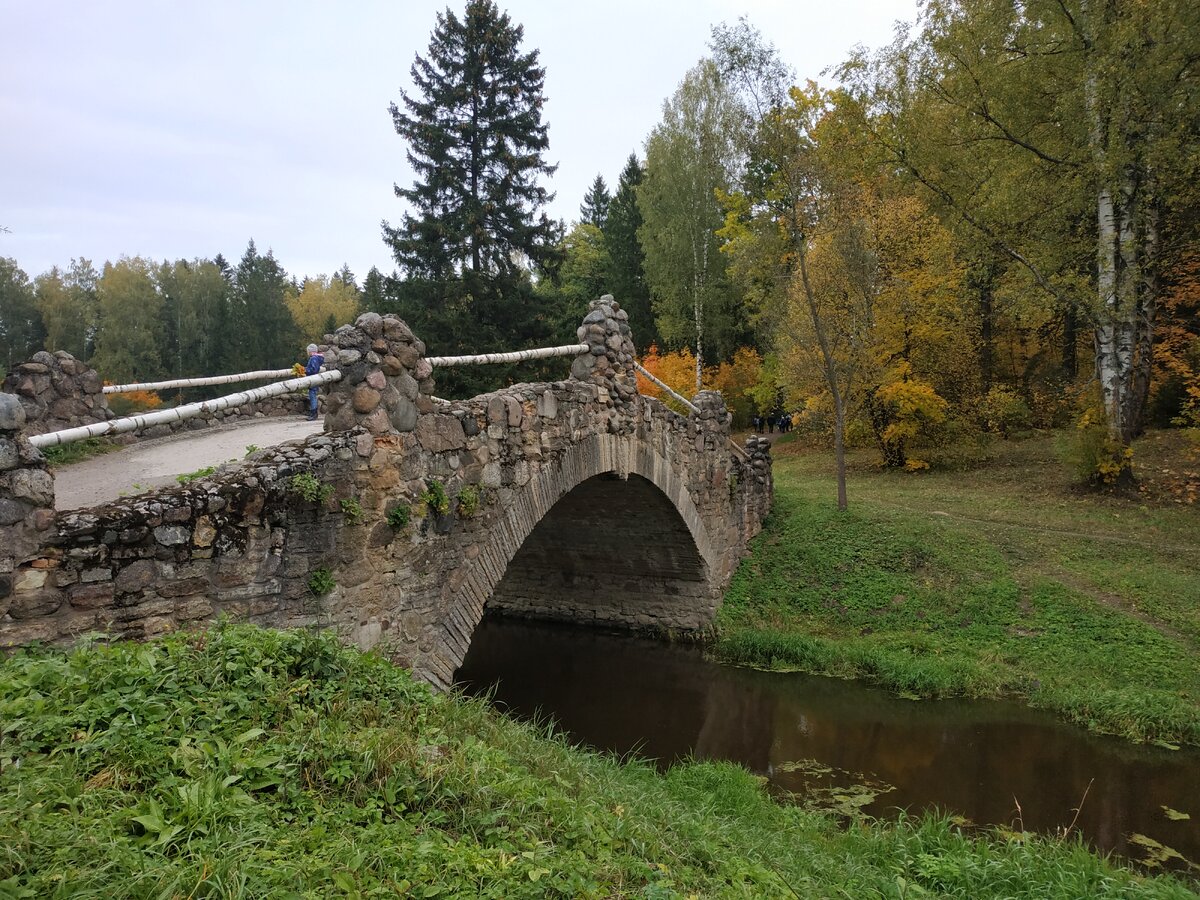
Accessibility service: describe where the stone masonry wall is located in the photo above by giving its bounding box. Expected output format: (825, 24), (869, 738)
(1, 309), (773, 691)
(3, 351), (112, 437)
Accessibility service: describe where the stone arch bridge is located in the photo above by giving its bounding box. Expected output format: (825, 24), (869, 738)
(0, 298), (772, 687)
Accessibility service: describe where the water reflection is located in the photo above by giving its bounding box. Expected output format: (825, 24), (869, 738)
(456, 618), (1200, 865)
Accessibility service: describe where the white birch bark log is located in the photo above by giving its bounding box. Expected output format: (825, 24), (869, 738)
(427, 344), (588, 367)
(634, 362), (701, 414)
(31, 371), (343, 449)
(102, 369), (296, 394)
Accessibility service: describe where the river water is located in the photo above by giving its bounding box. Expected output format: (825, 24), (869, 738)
(456, 618), (1200, 869)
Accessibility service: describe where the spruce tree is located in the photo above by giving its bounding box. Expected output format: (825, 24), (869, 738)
(383, 0), (563, 391)
(579, 174), (611, 228)
(603, 154), (658, 352)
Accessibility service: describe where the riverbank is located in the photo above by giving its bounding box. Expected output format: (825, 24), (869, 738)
(717, 431), (1200, 747)
(2, 624), (1194, 897)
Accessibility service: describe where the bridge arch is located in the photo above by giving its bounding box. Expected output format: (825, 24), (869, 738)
(423, 431), (720, 688)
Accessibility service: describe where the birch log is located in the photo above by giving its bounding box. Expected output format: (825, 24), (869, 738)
(103, 369), (296, 394)
(633, 362), (700, 414)
(427, 344), (588, 367)
(31, 370), (343, 449)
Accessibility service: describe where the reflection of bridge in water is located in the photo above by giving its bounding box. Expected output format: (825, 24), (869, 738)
(1, 297), (772, 687)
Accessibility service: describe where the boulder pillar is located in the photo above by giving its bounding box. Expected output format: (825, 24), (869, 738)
(571, 294), (637, 411)
(1, 350), (111, 436)
(320, 313), (436, 435)
(0, 394), (57, 618)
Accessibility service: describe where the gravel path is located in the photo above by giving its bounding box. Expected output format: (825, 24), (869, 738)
(53, 417), (324, 510)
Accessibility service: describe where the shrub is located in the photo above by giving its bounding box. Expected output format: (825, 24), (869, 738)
(106, 387), (163, 416)
(978, 386), (1033, 438)
(1056, 423), (1133, 487)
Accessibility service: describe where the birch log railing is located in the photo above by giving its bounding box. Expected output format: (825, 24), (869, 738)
(102, 369), (296, 394)
(29, 371), (343, 450)
(427, 344), (588, 367)
(633, 362), (700, 414)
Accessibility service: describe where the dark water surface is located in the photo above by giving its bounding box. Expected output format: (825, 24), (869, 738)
(456, 618), (1200, 867)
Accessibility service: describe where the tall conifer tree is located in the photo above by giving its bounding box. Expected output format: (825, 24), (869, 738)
(579, 175), (611, 228)
(603, 154), (658, 352)
(384, 0), (562, 391)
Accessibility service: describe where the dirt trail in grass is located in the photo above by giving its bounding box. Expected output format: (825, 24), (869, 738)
(871, 498), (1200, 649)
(872, 499), (1198, 554)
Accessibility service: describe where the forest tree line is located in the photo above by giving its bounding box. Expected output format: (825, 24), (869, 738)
(2, 0), (1197, 487)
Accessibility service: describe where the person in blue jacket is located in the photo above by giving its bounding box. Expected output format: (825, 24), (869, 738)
(304, 343), (324, 421)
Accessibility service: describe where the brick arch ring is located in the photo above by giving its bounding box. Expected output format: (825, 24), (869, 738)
(419, 431), (717, 688)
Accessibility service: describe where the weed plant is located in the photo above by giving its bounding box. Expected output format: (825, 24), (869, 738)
(421, 479), (450, 516)
(289, 472), (333, 504)
(306, 567), (335, 596)
(458, 484), (482, 517)
(176, 465), (217, 485)
(339, 497), (364, 524)
(386, 504), (411, 530)
(0, 625), (1191, 897)
(41, 436), (117, 467)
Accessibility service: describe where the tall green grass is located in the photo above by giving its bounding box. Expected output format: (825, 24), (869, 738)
(2, 625), (1193, 897)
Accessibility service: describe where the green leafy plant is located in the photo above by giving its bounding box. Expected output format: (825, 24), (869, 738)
(244, 444), (260, 457)
(457, 484), (482, 517)
(339, 497), (364, 525)
(290, 472), (334, 504)
(386, 504), (411, 530)
(176, 465), (217, 485)
(307, 567), (335, 596)
(420, 479), (450, 516)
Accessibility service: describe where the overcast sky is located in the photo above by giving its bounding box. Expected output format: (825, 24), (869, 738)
(2, 0), (919, 282)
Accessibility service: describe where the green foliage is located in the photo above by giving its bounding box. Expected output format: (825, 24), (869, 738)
(91, 257), (164, 384)
(386, 504), (411, 530)
(339, 497), (363, 524)
(457, 484), (482, 517)
(0, 257), (46, 371)
(602, 154), (658, 352)
(175, 465), (216, 485)
(306, 567), (335, 596)
(0, 625), (1189, 897)
(979, 386), (1033, 438)
(243, 444), (260, 457)
(289, 472), (334, 504)
(719, 442), (1200, 746)
(41, 437), (116, 468)
(420, 479), (449, 516)
(383, 0), (563, 396)
(1056, 424), (1135, 487)
(578, 173), (611, 228)
(640, 60), (748, 370)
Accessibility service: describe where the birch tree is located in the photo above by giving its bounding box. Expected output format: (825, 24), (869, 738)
(848, 0), (1200, 483)
(639, 59), (746, 391)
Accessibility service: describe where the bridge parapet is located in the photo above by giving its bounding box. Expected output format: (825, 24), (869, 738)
(1, 303), (773, 688)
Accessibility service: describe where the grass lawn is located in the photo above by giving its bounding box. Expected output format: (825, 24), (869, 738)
(718, 430), (1200, 747)
(2, 625), (1195, 897)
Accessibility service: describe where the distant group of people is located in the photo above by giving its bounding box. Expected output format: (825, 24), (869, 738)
(752, 411), (795, 435)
